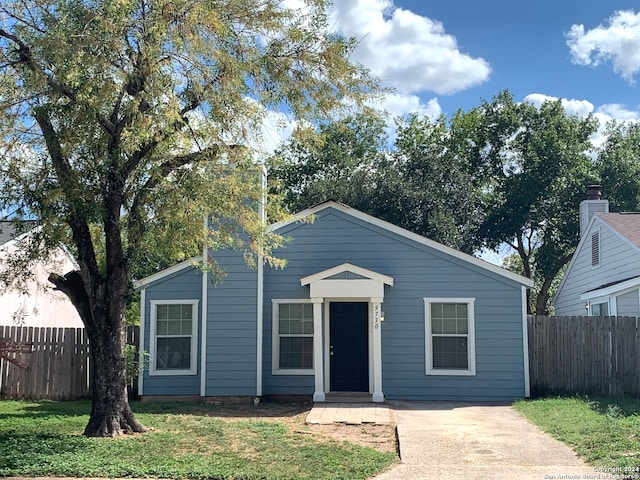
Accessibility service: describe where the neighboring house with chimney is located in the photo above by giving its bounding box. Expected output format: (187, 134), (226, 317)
(0, 222), (83, 328)
(553, 186), (640, 317)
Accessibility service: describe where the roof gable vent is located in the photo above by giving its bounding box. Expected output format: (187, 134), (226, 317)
(591, 230), (600, 267)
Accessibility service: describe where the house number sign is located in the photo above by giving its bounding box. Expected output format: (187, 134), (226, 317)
(374, 304), (380, 329)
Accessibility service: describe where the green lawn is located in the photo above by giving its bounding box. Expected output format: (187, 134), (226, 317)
(0, 400), (397, 480)
(514, 395), (640, 468)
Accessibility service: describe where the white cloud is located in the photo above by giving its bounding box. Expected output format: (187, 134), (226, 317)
(374, 93), (442, 120)
(567, 10), (640, 83)
(254, 109), (298, 156)
(368, 93), (442, 145)
(524, 94), (595, 117)
(329, 0), (491, 95)
(523, 93), (640, 149)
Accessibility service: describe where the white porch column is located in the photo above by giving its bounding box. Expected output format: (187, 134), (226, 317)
(312, 298), (325, 402)
(372, 298), (384, 402)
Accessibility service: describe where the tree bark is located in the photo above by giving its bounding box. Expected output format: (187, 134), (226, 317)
(535, 276), (554, 316)
(50, 270), (147, 437)
(83, 309), (146, 437)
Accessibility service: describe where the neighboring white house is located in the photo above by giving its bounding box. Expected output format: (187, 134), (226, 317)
(553, 186), (640, 317)
(0, 222), (83, 328)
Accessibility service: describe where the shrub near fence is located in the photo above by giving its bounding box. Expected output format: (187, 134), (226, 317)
(528, 315), (640, 398)
(0, 325), (140, 400)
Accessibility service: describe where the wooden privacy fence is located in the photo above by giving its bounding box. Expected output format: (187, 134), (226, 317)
(0, 325), (140, 400)
(528, 315), (640, 397)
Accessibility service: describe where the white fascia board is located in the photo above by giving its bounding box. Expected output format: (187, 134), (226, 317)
(580, 276), (640, 300)
(301, 262), (394, 287)
(133, 255), (203, 289)
(278, 201), (533, 288)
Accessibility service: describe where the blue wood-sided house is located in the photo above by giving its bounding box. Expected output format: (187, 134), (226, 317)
(135, 202), (534, 402)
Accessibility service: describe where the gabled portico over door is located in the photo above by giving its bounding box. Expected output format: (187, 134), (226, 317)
(300, 263), (393, 403)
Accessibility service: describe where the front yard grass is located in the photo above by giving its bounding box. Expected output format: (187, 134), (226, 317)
(0, 400), (397, 480)
(514, 395), (640, 468)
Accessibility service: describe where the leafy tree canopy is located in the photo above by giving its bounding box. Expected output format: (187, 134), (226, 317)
(0, 0), (378, 436)
(597, 121), (640, 212)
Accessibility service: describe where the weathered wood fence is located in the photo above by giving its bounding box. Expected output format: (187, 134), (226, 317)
(0, 325), (140, 400)
(528, 315), (640, 397)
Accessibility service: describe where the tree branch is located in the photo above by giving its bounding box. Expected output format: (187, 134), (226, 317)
(125, 145), (222, 257)
(33, 106), (101, 282)
(49, 271), (93, 330)
(0, 28), (117, 139)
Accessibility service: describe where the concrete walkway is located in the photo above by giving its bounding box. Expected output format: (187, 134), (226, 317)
(373, 401), (599, 480)
(306, 402), (392, 425)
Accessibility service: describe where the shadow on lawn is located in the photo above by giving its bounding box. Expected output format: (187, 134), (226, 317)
(0, 432), (91, 470)
(0, 399), (312, 424)
(134, 399), (313, 418)
(0, 400), (91, 421)
(585, 395), (640, 418)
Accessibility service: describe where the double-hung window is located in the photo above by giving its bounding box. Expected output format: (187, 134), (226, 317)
(150, 300), (198, 375)
(424, 298), (476, 376)
(272, 300), (314, 375)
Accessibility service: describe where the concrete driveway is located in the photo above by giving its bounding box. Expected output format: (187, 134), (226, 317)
(373, 401), (598, 480)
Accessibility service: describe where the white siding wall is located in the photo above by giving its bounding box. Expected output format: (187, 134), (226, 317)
(555, 219), (640, 315)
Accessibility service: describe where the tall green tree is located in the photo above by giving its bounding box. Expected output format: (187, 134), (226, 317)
(0, 0), (376, 436)
(268, 112), (388, 213)
(466, 91), (598, 313)
(597, 122), (640, 212)
(387, 113), (483, 252)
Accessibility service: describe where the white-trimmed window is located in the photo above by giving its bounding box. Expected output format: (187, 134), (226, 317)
(424, 298), (476, 376)
(272, 300), (314, 375)
(150, 300), (199, 376)
(590, 300), (609, 316)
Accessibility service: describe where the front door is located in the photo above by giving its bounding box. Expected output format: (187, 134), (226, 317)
(329, 302), (369, 392)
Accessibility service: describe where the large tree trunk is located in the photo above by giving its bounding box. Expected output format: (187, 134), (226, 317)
(50, 270), (147, 437)
(83, 310), (146, 436)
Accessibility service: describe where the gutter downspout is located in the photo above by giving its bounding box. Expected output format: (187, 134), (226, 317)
(256, 164), (267, 399)
(200, 218), (209, 397)
(138, 288), (145, 397)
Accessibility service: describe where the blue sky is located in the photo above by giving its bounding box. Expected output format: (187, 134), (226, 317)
(320, 0), (640, 140)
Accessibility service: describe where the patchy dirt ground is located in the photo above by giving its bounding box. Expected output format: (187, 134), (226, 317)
(202, 401), (398, 454)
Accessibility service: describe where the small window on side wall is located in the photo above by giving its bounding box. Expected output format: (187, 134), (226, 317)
(272, 300), (314, 375)
(590, 301), (609, 316)
(424, 298), (476, 376)
(150, 300), (199, 376)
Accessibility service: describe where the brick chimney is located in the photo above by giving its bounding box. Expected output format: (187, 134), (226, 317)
(580, 185), (609, 236)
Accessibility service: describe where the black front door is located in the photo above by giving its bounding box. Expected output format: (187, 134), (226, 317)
(329, 302), (369, 392)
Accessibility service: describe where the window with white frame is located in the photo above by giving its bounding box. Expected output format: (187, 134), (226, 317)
(150, 300), (198, 375)
(424, 298), (476, 376)
(590, 300), (609, 316)
(272, 300), (314, 375)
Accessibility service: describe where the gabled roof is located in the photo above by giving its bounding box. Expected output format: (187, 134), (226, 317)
(301, 263), (394, 287)
(596, 212), (640, 250)
(552, 210), (640, 306)
(134, 256), (203, 289)
(272, 201), (534, 288)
